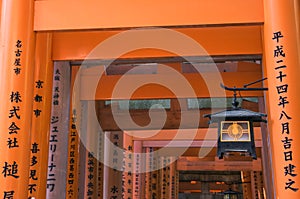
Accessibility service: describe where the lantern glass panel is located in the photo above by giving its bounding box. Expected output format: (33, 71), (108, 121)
(224, 194), (238, 199)
(220, 121), (250, 142)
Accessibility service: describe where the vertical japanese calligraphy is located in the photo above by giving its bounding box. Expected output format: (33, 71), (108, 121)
(97, 131), (104, 199)
(133, 141), (143, 199)
(122, 133), (133, 199)
(66, 111), (79, 198)
(104, 131), (123, 199)
(28, 78), (44, 197)
(1, 40), (23, 199)
(0, 1), (36, 197)
(27, 32), (54, 199)
(169, 157), (177, 198)
(28, 143), (40, 196)
(66, 66), (80, 199)
(144, 148), (177, 199)
(86, 152), (96, 198)
(79, 100), (104, 199)
(46, 62), (71, 198)
(150, 147), (159, 199)
(159, 156), (170, 199)
(6, 40), (23, 152)
(145, 147), (152, 199)
(110, 132), (123, 199)
(13, 40), (22, 75)
(264, 1), (300, 197)
(271, 31), (299, 192)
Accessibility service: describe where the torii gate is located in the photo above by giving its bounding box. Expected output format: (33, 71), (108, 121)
(0, 0), (299, 198)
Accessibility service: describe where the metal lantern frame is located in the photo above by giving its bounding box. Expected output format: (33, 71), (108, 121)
(223, 188), (243, 199)
(204, 106), (267, 159)
(204, 81), (268, 159)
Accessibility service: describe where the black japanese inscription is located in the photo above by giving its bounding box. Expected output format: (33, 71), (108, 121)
(2, 161), (19, 178)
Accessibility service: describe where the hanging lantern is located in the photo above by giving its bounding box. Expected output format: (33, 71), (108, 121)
(204, 94), (267, 159)
(223, 188), (242, 199)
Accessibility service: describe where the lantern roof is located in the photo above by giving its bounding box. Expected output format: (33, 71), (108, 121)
(204, 107), (267, 123)
(222, 188), (243, 196)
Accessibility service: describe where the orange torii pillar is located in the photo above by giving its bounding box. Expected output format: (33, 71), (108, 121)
(104, 132), (124, 199)
(0, 0), (35, 198)
(28, 33), (54, 199)
(264, 0), (300, 198)
(123, 132), (134, 199)
(66, 66), (80, 199)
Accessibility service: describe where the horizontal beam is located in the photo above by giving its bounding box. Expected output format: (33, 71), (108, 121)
(80, 72), (264, 100)
(70, 55), (262, 66)
(142, 140), (262, 148)
(143, 140), (262, 148)
(52, 26), (263, 60)
(149, 147), (262, 158)
(124, 127), (261, 140)
(99, 108), (261, 131)
(125, 127), (262, 141)
(34, 0), (263, 31)
(101, 62), (262, 75)
(177, 157), (262, 171)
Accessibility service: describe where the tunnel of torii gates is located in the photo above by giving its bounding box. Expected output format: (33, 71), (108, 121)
(0, 0), (299, 199)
